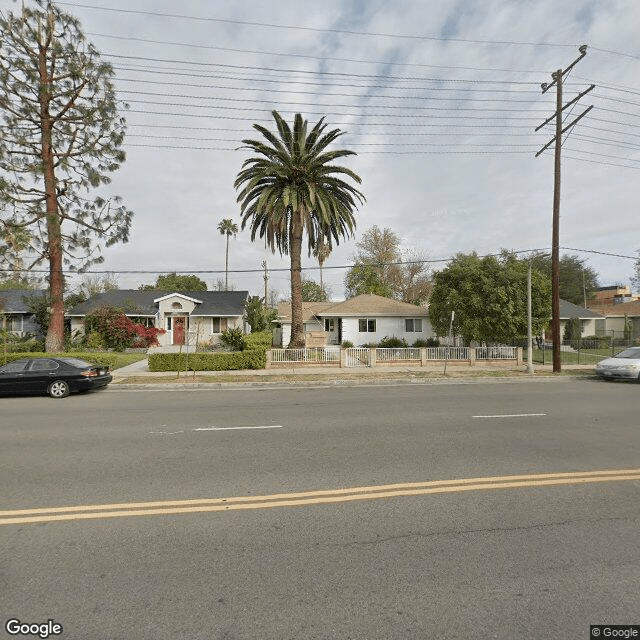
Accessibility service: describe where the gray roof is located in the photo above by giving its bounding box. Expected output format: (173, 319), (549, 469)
(559, 299), (604, 319)
(68, 290), (248, 317)
(0, 289), (47, 313)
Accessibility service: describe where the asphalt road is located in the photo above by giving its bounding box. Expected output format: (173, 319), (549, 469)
(1, 378), (639, 640)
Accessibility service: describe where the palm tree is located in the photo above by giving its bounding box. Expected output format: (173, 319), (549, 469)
(217, 218), (238, 290)
(235, 111), (364, 348)
(313, 237), (332, 292)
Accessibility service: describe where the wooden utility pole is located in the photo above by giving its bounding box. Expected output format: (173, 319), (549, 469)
(262, 260), (268, 303)
(535, 45), (593, 373)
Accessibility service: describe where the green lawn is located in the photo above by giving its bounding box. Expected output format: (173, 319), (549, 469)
(529, 347), (613, 365)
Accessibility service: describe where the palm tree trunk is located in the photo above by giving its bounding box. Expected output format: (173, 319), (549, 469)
(225, 233), (229, 290)
(288, 210), (305, 348)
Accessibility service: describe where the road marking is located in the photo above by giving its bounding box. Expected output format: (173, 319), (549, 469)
(192, 425), (283, 432)
(473, 413), (547, 418)
(1, 468), (638, 526)
(149, 431), (184, 435)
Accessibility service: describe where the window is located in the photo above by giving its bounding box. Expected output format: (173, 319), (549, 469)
(324, 319), (335, 332)
(405, 318), (423, 332)
(166, 317), (172, 330)
(212, 317), (221, 333)
(171, 302), (183, 309)
(0, 360), (29, 373)
(29, 359), (59, 371)
(358, 319), (376, 333)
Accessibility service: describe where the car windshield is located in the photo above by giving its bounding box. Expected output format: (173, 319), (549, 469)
(58, 358), (94, 368)
(614, 347), (640, 359)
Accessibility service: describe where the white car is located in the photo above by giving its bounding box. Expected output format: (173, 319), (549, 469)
(596, 347), (640, 381)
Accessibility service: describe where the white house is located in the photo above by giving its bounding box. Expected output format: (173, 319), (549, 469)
(275, 294), (433, 347)
(67, 290), (249, 347)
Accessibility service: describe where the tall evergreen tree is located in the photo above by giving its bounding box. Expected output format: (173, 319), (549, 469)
(0, 2), (133, 351)
(235, 111), (364, 348)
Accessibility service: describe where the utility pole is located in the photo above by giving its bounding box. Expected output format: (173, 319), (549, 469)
(262, 260), (268, 304)
(527, 260), (534, 375)
(535, 45), (593, 373)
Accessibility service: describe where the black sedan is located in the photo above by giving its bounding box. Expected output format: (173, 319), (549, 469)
(0, 357), (112, 398)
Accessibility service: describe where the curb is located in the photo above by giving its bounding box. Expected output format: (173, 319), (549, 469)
(108, 375), (592, 391)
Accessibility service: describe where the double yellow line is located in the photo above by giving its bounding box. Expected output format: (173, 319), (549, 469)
(2, 468), (639, 526)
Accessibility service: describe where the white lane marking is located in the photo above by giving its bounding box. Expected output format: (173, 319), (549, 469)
(473, 413), (546, 419)
(149, 431), (185, 435)
(192, 425), (283, 432)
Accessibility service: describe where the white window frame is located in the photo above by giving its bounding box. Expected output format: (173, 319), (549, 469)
(405, 318), (423, 332)
(358, 318), (376, 333)
(324, 318), (335, 332)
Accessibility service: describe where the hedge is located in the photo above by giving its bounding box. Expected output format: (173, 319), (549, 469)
(0, 352), (120, 368)
(243, 331), (273, 350)
(148, 350), (266, 372)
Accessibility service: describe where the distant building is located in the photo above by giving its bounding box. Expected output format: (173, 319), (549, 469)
(589, 285), (637, 307)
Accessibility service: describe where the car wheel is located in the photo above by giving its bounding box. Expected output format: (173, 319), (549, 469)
(48, 380), (70, 398)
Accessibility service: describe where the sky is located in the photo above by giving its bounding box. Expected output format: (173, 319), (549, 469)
(3, 0), (640, 300)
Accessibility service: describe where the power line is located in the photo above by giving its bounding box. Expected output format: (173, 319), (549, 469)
(59, 3), (579, 49)
(3, 246), (635, 278)
(103, 53), (553, 85)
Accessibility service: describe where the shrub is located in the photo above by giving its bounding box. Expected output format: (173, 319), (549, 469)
(412, 339), (429, 348)
(220, 327), (245, 351)
(0, 351), (119, 368)
(341, 340), (354, 348)
(426, 337), (440, 348)
(244, 330), (272, 350)
(378, 336), (408, 348)
(148, 350), (266, 372)
(84, 331), (105, 350)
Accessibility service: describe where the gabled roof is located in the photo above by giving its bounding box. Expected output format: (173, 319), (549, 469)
(153, 292), (203, 305)
(559, 299), (604, 319)
(319, 294), (429, 317)
(276, 301), (333, 323)
(67, 290), (248, 317)
(0, 289), (47, 314)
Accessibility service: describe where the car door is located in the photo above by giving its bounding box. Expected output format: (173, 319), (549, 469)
(0, 359), (31, 393)
(23, 358), (62, 393)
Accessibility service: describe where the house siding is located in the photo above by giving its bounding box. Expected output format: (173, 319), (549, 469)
(342, 316), (433, 346)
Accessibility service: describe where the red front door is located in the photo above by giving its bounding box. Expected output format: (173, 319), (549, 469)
(173, 317), (185, 345)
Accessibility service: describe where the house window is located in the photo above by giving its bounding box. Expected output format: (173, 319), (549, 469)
(358, 319), (376, 333)
(212, 317), (221, 333)
(171, 302), (183, 309)
(166, 317), (172, 330)
(405, 318), (423, 332)
(324, 319), (335, 332)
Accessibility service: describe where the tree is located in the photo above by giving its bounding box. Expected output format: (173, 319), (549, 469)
(312, 237), (331, 291)
(0, 2), (133, 352)
(529, 252), (598, 306)
(563, 316), (581, 343)
(217, 218), (238, 290)
(301, 278), (328, 302)
(429, 252), (551, 345)
(243, 295), (277, 333)
(235, 110), (364, 348)
(138, 273), (207, 292)
(344, 226), (432, 304)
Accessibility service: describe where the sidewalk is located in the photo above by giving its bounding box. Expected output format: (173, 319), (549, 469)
(110, 358), (596, 385)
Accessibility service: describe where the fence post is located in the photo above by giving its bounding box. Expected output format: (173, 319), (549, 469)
(420, 348), (427, 367)
(517, 347), (523, 366)
(469, 347), (476, 366)
(340, 348), (346, 368)
(369, 348), (377, 368)
(265, 349), (272, 370)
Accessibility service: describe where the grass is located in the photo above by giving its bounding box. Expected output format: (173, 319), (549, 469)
(530, 348), (614, 365)
(108, 353), (148, 370)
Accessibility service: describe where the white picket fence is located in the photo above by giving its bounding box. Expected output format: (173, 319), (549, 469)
(376, 348), (421, 362)
(270, 346), (341, 364)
